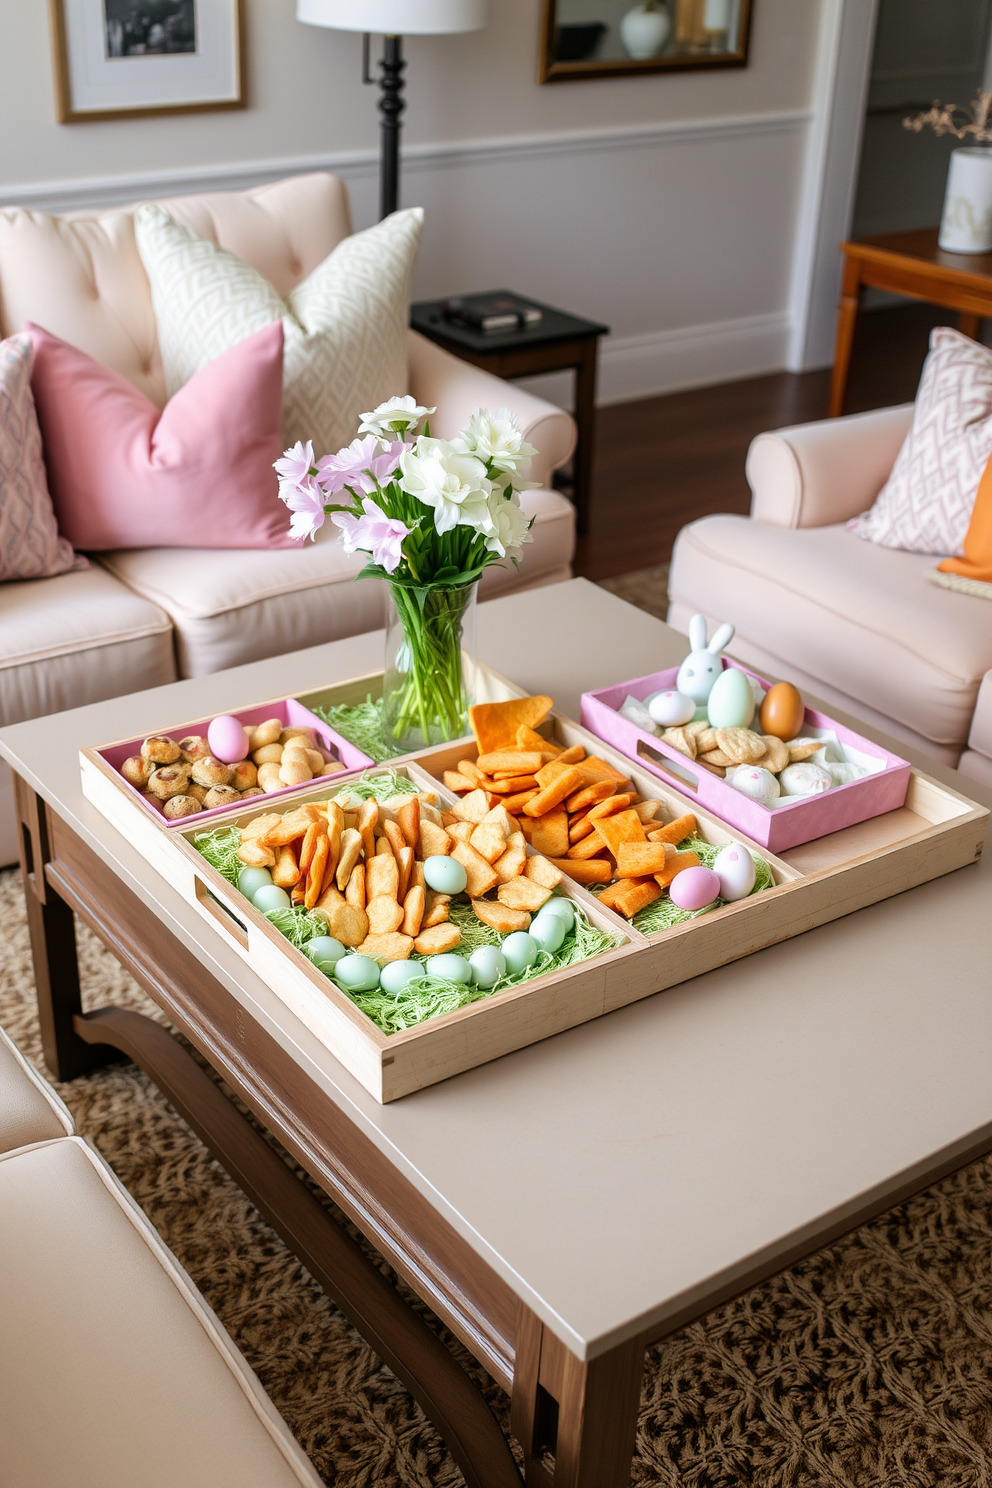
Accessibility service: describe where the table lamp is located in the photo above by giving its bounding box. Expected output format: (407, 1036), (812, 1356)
(297, 0), (488, 220)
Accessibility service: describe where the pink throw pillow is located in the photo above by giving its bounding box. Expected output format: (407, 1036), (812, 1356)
(0, 333), (84, 581)
(847, 327), (992, 556)
(28, 320), (297, 551)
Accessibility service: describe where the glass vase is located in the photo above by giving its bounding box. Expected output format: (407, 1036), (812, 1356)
(383, 580), (478, 753)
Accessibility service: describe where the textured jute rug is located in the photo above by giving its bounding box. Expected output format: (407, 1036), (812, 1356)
(596, 564), (670, 621)
(3, 827), (992, 1478)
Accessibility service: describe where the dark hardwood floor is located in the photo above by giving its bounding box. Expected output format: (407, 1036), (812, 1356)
(574, 301), (951, 581)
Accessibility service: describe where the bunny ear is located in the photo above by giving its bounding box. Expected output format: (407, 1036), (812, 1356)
(707, 622), (735, 655)
(688, 614), (708, 651)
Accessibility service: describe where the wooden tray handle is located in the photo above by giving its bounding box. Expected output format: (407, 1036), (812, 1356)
(636, 739), (700, 793)
(194, 876), (250, 951)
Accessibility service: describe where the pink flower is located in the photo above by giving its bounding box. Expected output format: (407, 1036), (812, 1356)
(279, 474), (326, 542)
(331, 499), (410, 574)
(316, 437), (408, 497)
(273, 440), (315, 485)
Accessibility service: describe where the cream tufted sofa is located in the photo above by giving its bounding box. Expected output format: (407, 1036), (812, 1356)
(0, 173), (577, 863)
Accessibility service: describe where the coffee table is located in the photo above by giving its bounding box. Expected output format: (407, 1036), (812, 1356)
(2, 579), (991, 1488)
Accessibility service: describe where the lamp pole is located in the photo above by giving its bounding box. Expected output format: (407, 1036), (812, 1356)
(363, 34), (406, 219)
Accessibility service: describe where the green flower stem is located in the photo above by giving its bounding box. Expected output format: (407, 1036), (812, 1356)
(385, 581), (475, 749)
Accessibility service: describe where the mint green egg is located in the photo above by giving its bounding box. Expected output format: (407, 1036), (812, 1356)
(252, 884), (292, 913)
(380, 960), (425, 997)
(469, 945), (506, 988)
(501, 931), (538, 975)
(423, 855), (468, 895)
(539, 897), (575, 931)
(706, 668), (755, 729)
(334, 955), (380, 992)
(305, 936), (346, 969)
(238, 867), (272, 900)
(425, 953), (472, 984)
(529, 911), (565, 954)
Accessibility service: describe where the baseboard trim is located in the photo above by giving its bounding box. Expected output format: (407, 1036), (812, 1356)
(0, 109), (810, 216)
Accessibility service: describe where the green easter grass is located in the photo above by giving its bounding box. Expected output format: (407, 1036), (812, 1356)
(591, 834), (774, 933)
(312, 696), (394, 765)
(193, 780), (625, 1036)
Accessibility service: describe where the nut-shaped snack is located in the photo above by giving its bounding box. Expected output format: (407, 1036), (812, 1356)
(147, 764), (191, 800)
(257, 760), (282, 781)
(186, 782), (209, 803)
(121, 755), (154, 788)
(177, 734), (211, 763)
(239, 786), (265, 800)
(278, 759), (312, 786)
(163, 795), (202, 819)
(230, 760), (258, 791)
(141, 735), (180, 765)
(253, 743), (284, 766)
(281, 726), (316, 748)
(203, 784), (241, 809)
(191, 755), (234, 787)
(261, 775), (286, 793)
(247, 718), (282, 750)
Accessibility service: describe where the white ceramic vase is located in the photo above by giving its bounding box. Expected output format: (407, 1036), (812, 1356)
(939, 148), (992, 254)
(619, 4), (671, 59)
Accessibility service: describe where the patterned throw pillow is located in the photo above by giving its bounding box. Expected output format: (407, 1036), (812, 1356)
(0, 333), (83, 582)
(134, 204), (423, 459)
(848, 328), (992, 556)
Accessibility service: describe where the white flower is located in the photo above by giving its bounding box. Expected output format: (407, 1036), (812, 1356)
(358, 396), (435, 440)
(483, 490), (532, 558)
(398, 436), (494, 535)
(455, 407), (538, 477)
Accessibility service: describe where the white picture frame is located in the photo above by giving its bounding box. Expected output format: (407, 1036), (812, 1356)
(50, 0), (244, 122)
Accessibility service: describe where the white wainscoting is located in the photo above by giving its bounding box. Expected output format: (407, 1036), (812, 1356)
(0, 109), (811, 407)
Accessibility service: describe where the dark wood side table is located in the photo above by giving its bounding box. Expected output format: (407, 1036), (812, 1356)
(830, 226), (992, 417)
(411, 294), (609, 535)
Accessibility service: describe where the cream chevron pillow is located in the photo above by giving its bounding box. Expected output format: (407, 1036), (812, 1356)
(134, 203), (423, 458)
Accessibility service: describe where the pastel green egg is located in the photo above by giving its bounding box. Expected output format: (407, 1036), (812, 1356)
(469, 945), (506, 988)
(501, 931), (538, 975)
(380, 960), (426, 997)
(305, 936), (346, 969)
(252, 884), (292, 913)
(425, 953), (472, 984)
(423, 855), (468, 895)
(539, 897), (575, 931)
(238, 867), (273, 900)
(334, 955), (380, 992)
(529, 911), (565, 954)
(706, 667), (755, 729)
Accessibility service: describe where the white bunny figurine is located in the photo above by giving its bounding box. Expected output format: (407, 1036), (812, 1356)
(675, 615), (735, 704)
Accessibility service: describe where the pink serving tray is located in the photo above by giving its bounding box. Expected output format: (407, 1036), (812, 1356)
(581, 661), (911, 852)
(98, 697), (374, 831)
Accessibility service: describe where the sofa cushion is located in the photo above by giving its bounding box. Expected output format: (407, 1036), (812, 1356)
(0, 565), (175, 727)
(135, 202), (422, 455)
(0, 174), (352, 408)
(100, 487), (576, 678)
(0, 1026), (73, 1154)
(669, 515), (992, 754)
(0, 1136), (323, 1488)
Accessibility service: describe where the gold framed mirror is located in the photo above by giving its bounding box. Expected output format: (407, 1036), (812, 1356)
(539, 0), (752, 82)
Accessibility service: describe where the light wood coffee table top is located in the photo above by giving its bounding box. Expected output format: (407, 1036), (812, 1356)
(2, 579), (990, 1371)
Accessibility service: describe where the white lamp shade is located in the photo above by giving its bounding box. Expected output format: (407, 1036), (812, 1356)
(297, 0), (487, 34)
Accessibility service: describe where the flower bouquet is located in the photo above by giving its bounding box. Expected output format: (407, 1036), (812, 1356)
(275, 397), (536, 751)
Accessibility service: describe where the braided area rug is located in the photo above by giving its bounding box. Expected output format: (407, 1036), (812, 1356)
(2, 864), (991, 1486)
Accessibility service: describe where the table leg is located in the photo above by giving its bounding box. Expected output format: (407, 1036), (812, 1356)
(958, 311), (982, 340)
(13, 774), (119, 1081)
(572, 341), (599, 536)
(511, 1306), (644, 1487)
(828, 255), (863, 418)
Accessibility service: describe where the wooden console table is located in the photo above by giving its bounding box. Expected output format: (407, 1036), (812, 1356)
(830, 227), (992, 417)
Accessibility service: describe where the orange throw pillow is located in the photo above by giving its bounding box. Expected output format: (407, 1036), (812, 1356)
(937, 451), (992, 585)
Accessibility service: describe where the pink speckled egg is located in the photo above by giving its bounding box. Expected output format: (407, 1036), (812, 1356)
(207, 715), (250, 764)
(669, 865), (721, 912)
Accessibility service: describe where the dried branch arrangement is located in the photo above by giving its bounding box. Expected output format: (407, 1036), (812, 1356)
(904, 90), (992, 144)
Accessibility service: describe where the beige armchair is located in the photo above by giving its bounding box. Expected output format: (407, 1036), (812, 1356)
(668, 404), (992, 786)
(0, 173), (577, 862)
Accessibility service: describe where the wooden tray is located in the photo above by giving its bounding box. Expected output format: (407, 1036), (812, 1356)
(80, 679), (989, 1103)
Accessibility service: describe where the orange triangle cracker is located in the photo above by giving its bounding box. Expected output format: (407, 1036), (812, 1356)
(516, 724), (559, 754)
(470, 696), (553, 754)
(592, 808), (647, 859)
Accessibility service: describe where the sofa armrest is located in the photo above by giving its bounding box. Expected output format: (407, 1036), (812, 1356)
(746, 403), (914, 529)
(407, 330), (577, 490)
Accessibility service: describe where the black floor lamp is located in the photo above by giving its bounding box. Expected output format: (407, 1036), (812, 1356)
(297, 1), (488, 221)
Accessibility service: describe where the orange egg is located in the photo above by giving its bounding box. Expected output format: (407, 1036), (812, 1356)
(759, 682), (805, 742)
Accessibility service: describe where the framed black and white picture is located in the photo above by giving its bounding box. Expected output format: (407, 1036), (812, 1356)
(49, 0), (244, 122)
